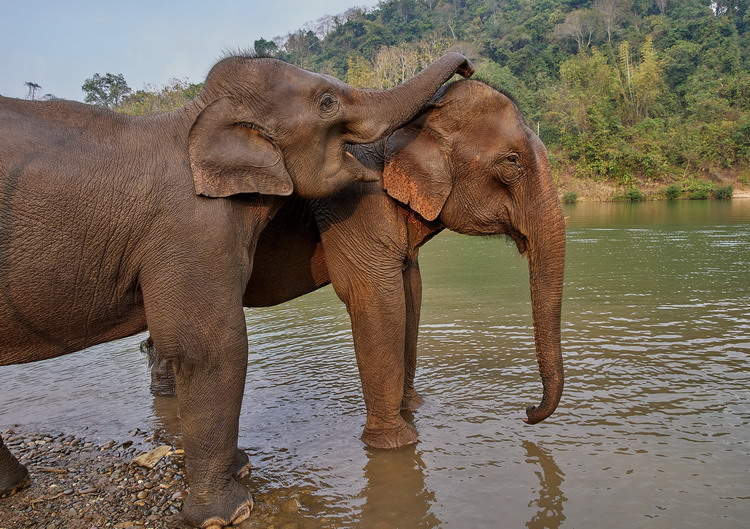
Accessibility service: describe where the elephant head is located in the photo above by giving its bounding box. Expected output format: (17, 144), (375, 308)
(188, 53), (474, 199)
(383, 80), (565, 424)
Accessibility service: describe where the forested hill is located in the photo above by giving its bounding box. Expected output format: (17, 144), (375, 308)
(118, 1), (750, 196)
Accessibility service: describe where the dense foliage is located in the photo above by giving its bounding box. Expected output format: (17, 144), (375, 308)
(113, 0), (750, 192)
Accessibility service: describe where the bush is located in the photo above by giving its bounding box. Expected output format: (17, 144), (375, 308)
(624, 187), (646, 201)
(682, 179), (714, 200)
(688, 188), (710, 199)
(714, 185), (733, 199)
(665, 184), (681, 200)
(562, 191), (578, 204)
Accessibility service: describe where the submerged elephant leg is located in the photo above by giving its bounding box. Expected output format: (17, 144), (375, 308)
(402, 259), (425, 411)
(0, 434), (30, 498)
(331, 266), (417, 450)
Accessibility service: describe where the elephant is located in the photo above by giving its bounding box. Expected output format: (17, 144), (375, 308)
(143, 79), (566, 451)
(0, 52), (474, 527)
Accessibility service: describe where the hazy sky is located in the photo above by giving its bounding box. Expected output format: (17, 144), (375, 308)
(1, 0), (380, 101)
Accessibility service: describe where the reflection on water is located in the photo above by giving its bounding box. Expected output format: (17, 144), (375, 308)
(1, 199), (750, 528)
(358, 442), (439, 529)
(525, 441), (566, 529)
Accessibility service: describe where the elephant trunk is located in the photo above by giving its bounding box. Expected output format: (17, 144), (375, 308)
(343, 52), (474, 144)
(522, 167), (566, 425)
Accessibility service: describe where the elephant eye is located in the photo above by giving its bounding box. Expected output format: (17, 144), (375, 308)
(493, 152), (524, 185)
(318, 93), (340, 117)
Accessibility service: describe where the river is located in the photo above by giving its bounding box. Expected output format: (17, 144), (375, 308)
(1, 199), (749, 528)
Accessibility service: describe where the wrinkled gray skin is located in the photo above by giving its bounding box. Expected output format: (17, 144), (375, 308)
(0, 53), (473, 527)
(145, 80), (566, 450)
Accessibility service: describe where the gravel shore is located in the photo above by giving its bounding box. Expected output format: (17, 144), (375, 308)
(0, 428), (325, 529)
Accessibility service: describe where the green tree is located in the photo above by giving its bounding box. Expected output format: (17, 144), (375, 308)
(617, 37), (665, 121)
(345, 54), (376, 88)
(82, 73), (131, 108)
(632, 36), (665, 118)
(253, 38), (279, 57)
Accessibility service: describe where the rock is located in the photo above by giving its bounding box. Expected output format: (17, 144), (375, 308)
(132, 446), (172, 469)
(170, 490), (185, 501)
(113, 522), (141, 529)
(136, 490), (148, 500)
(280, 497), (301, 514)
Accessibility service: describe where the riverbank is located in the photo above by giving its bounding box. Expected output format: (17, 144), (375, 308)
(0, 428), (317, 529)
(555, 172), (750, 202)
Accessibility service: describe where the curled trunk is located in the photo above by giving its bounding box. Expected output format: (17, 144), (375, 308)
(344, 52), (474, 144)
(523, 189), (566, 424)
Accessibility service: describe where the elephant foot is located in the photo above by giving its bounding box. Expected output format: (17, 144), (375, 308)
(362, 418), (418, 449)
(401, 388), (425, 410)
(181, 478), (253, 528)
(232, 449), (251, 479)
(0, 464), (30, 499)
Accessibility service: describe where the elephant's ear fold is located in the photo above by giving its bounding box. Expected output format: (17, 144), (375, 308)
(382, 127), (452, 222)
(188, 97), (293, 198)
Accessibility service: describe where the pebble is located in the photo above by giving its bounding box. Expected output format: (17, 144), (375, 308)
(281, 497), (302, 514)
(1, 428), (324, 529)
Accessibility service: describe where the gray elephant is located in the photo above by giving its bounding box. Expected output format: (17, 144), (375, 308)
(144, 79), (566, 450)
(0, 52), (473, 527)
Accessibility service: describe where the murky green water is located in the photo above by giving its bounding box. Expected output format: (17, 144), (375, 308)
(2, 199), (749, 528)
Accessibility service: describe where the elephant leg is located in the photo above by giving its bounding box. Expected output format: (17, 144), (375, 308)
(141, 273), (252, 529)
(142, 336), (178, 397)
(143, 335), (250, 480)
(402, 258), (425, 411)
(331, 264), (417, 450)
(0, 434), (30, 498)
(232, 448), (251, 479)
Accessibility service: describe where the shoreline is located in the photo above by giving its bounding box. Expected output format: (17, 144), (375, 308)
(556, 175), (750, 202)
(0, 427), (315, 529)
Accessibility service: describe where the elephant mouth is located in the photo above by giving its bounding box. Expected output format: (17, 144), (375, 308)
(508, 229), (528, 254)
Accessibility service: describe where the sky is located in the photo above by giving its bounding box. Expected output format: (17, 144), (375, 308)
(0, 0), (380, 101)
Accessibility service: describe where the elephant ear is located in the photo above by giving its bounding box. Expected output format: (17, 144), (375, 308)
(382, 126), (452, 221)
(188, 97), (293, 198)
